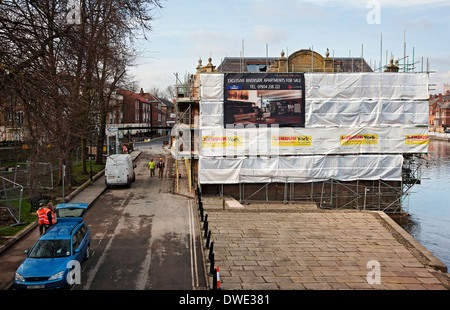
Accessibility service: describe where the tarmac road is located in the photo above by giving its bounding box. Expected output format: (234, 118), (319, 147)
(74, 143), (206, 290)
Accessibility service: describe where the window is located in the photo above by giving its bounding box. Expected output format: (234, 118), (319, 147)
(16, 111), (24, 125)
(247, 64), (268, 72)
(72, 234), (80, 251)
(28, 240), (71, 258)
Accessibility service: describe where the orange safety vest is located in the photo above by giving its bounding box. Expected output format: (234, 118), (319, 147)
(36, 207), (55, 225)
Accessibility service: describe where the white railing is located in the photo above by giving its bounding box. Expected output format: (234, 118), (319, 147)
(429, 131), (450, 139)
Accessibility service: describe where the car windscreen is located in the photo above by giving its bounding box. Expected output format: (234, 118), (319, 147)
(56, 208), (85, 218)
(28, 239), (71, 258)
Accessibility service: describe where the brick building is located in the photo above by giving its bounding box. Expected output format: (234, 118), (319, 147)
(429, 92), (450, 130)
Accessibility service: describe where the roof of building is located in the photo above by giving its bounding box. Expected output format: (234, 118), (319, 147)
(118, 89), (148, 102)
(119, 89), (160, 103)
(216, 56), (373, 73)
(157, 97), (174, 107)
(217, 57), (278, 72)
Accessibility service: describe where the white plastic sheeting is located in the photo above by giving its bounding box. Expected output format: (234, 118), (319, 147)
(199, 73), (429, 129)
(305, 99), (429, 127)
(194, 72), (428, 184)
(199, 155), (403, 184)
(200, 73), (223, 101)
(200, 100), (224, 128)
(304, 73), (428, 100)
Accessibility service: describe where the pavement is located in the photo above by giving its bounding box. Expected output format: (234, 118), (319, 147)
(199, 197), (450, 290)
(1, 150), (449, 290)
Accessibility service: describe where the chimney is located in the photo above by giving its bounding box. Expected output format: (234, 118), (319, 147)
(140, 88), (144, 96)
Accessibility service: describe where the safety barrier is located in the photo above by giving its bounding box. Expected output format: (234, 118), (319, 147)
(196, 185), (221, 290)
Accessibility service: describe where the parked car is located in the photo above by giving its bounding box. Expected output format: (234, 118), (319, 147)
(105, 154), (136, 187)
(13, 203), (90, 290)
(444, 128), (450, 133)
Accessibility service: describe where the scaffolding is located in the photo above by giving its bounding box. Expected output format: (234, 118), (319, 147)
(173, 54), (429, 214)
(228, 154), (424, 214)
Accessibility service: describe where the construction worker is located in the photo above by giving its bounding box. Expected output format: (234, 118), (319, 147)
(36, 202), (56, 235)
(148, 159), (156, 177)
(157, 158), (165, 178)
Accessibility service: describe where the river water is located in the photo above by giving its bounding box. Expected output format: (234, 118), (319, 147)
(395, 139), (450, 270)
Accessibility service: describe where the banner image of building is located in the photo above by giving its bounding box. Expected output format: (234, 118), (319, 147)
(223, 73), (305, 127)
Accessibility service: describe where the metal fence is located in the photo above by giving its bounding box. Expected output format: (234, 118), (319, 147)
(0, 176), (24, 230)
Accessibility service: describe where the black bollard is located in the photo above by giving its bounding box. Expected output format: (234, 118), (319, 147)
(203, 214), (208, 229)
(203, 221), (209, 238)
(204, 230), (211, 249)
(207, 241), (214, 263)
(200, 205), (204, 222)
(209, 253), (215, 276)
(212, 268), (217, 290)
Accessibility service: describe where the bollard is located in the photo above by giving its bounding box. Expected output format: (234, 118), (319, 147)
(200, 205), (204, 222)
(204, 230), (211, 249)
(203, 221), (209, 238)
(216, 266), (221, 290)
(207, 241), (214, 263)
(203, 214), (208, 229)
(209, 253), (215, 276)
(212, 268), (217, 290)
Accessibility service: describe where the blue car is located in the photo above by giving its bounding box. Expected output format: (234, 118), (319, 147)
(13, 203), (91, 290)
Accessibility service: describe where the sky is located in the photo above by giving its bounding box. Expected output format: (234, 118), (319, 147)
(129, 0), (450, 94)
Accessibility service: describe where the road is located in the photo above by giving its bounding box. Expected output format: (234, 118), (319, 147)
(75, 139), (206, 290)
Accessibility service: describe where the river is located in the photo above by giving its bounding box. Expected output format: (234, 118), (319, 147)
(395, 138), (450, 270)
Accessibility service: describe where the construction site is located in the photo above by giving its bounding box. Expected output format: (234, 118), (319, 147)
(171, 48), (429, 214)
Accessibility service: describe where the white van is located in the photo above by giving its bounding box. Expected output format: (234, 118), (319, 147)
(105, 154), (136, 187)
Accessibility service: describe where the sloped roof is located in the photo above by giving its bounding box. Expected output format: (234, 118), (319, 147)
(216, 56), (373, 73)
(118, 89), (148, 102)
(158, 97), (174, 107)
(217, 57), (277, 72)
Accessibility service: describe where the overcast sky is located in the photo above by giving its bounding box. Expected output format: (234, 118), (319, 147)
(130, 0), (450, 94)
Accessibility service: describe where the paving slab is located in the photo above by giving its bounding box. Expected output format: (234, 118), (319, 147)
(200, 196), (450, 290)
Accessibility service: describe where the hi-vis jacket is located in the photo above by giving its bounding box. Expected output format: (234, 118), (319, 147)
(36, 207), (55, 225)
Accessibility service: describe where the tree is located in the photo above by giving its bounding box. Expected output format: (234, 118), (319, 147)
(0, 0), (163, 193)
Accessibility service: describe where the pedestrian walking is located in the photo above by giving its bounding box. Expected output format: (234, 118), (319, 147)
(36, 202), (56, 235)
(157, 158), (165, 178)
(148, 159), (156, 177)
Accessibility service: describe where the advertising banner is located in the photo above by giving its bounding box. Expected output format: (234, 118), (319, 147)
(199, 126), (428, 156)
(223, 73), (305, 127)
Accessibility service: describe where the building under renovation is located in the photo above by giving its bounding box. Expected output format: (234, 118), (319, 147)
(172, 49), (429, 213)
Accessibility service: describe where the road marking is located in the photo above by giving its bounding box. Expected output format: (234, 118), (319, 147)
(188, 199), (199, 289)
(134, 233), (153, 290)
(82, 196), (129, 290)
